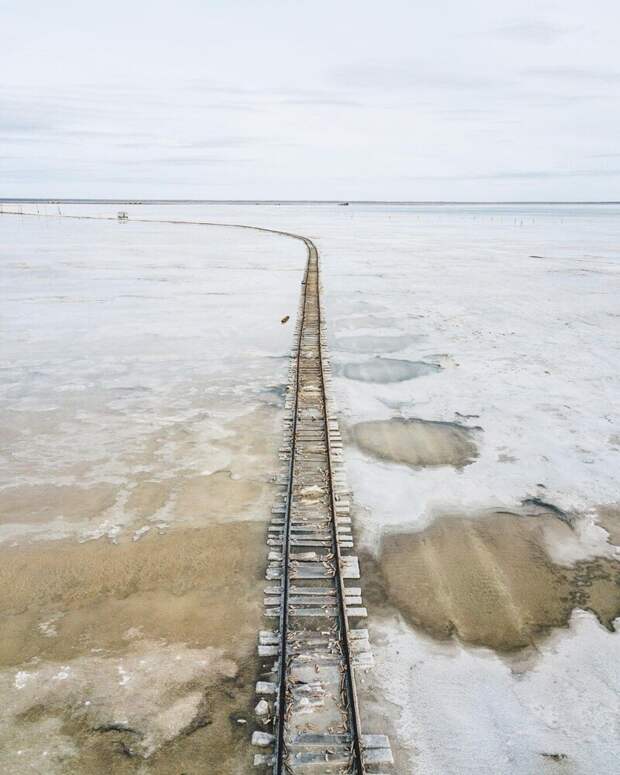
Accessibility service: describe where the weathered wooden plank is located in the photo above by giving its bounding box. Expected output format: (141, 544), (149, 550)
(259, 630), (279, 644)
(289, 608), (339, 617)
(288, 594), (336, 605)
(346, 607), (368, 618)
(255, 681), (276, 695)
(258, 644), (279, 657)
(362, 734), (391, 749)
(364, 747), (394, 765)
(288, 586), (337, 595)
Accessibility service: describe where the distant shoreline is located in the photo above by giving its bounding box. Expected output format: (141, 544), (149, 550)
(2, 199), (619, 206)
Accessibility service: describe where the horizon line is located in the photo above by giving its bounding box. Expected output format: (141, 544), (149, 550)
(1, 198), (620, 206)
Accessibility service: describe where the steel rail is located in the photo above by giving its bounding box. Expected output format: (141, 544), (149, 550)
(314, 243), (365, 773)
(272, 245), (311, 773)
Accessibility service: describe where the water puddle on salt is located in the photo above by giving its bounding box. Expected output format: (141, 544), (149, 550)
(364, 509), (620, 652)
(336, 357), (441, 383)
(351, 417), (479, 468)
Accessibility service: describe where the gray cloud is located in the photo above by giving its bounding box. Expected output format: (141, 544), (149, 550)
(124, 156), (254, 166)
(1, 0), (619, 198)
(276, 96), (361, 107)
(410, 169), (620, 181)
(329, 61), (503, 92)
(494, 20), (577, 43)
(524, 66), (620, 84)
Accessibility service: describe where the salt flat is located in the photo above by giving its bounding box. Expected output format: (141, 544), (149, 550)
(2, 202), (619, 774)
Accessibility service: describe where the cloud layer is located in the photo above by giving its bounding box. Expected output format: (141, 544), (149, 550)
(1, 0), (619, 199)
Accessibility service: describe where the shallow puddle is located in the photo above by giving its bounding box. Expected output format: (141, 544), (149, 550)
(367, 509), (620, 651)
(337, 357), (441, 383)
(351, 417), (479, 468)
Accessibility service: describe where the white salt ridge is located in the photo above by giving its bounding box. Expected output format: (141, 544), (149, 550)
(14, 672), (30, 690)
(132, 525), (151, 541)
(38, 614), (63, 638)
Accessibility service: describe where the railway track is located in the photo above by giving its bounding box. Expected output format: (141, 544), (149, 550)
(2, 208), (393, 771)
(253, 239), (392, 774)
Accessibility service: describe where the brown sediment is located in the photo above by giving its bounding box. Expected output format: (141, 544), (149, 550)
(0, 521), (265, 663)
(367, 510), (620, 652)
(0, 403), (282, 770)
(351, 417), (479, 468)
(125, 481), (168, 518)
(0, 521), (266, 773)
(2, 650), (258, 775)
(596, 504), (620, 546)
(174, 471), (263, 521)
(0, 483), (119, 525)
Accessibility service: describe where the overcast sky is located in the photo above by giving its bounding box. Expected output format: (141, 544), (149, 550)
(2, 0), (619, 199)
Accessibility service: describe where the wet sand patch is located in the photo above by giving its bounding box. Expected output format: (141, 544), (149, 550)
(351, 418), (479, 468)
(597, 504), (620, 546)
(369, 510), (620, 651)
(0, 522), (265, 661)
(3, 641), (237, 757)
(125, 481), (168, 518)
(337, 357), (441, 383)
(0, 483), (119, 525)
(1, 645), (258, 775)
(174, 471), (263, 521)
(0, 521), (266, 772)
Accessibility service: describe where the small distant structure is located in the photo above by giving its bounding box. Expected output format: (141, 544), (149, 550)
(117, 211), (129, 221)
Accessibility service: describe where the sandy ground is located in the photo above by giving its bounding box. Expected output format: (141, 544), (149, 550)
(0, 521), (264, 773)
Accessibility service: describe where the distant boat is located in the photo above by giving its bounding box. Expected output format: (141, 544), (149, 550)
(339, 202), (350, 206)
(117, 211), (128, 221)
